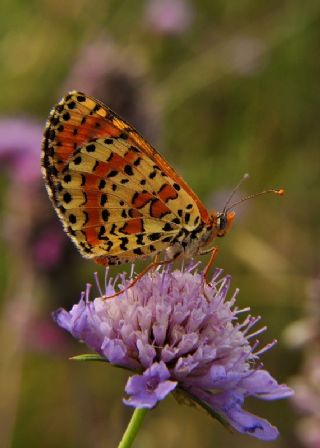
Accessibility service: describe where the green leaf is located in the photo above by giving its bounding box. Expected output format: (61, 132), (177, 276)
(69, 353), (107, 363)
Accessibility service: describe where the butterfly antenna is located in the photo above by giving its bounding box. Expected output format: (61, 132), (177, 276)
(227, 188), (285, 212)
(223, 173), (250, 213)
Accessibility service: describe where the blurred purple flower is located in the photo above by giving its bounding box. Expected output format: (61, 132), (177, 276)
(285, 273), (320, 447)
(145, 0), (193, 36)
(291, 354), (320, 448)
(53, 263), (293, 441)
(63, 36), (160, 144)
(26, 317), (69, 355)
(32, 227), (65, 269)
(0, 117), (67, 272)
(0, 118), (42, 185)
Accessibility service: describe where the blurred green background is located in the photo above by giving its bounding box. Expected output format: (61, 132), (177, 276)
(1, 1), (319, 447)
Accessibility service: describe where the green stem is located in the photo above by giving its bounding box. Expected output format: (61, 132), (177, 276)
(118, 408), (148, 448)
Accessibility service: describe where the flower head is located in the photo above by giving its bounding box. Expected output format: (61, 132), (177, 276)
(54, 263), (293, 441)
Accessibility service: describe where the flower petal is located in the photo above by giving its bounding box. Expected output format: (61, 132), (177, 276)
(226, 407), (279, 441)
(101, 338), (128, 365)
(123, 362), (177, 408)
(124, 376), (158, 408)
(241, 370), (294, 400)
(190, 387), (280, 441)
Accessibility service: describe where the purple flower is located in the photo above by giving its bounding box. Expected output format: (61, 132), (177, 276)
(53, 263), (293, 441)
(291, 354), (320, 448)
(145, 0), (193, 35)
(286, 273), (320, 448)
(62, 36), (160, 144)
(32, 227), (65, 269)
(0, 118), (42, 185)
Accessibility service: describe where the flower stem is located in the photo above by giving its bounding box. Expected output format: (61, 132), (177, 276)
(118, 408), (148, 448)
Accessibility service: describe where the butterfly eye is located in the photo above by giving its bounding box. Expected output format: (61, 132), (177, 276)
(218, 214), (227, 231)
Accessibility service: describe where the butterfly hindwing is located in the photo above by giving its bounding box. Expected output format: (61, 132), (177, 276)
(42, 91), (208, 265)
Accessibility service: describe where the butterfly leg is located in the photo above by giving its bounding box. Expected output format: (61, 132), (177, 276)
(152, 254), (160, 271)
(200, 246), (219, 282)
(103, 252), (182, 300)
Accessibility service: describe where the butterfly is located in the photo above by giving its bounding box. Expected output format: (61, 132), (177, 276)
(41, 91), (282, 283)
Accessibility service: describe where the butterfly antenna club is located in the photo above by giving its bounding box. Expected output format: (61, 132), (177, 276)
(227, 188), (285, 212)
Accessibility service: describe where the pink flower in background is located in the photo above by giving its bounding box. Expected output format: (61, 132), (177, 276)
(291, 355), (320, 448)
(145, 0), (193, 35)
(25, 316), (69, 355)
(0, 117), (67, 271)
(286, 275), (320, 448)
(63, 36), (160, 144)
(32, 227), (65, 269)
(0, 118), (42, 185)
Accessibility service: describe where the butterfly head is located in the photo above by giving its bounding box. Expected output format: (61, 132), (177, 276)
(200, 210), (235, 248)
(214, 210), (236, 237)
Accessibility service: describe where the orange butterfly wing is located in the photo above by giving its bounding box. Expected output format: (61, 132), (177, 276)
(41, 91), (209, 265)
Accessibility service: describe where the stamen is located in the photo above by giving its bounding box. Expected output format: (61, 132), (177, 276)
(237, 314), (253, 331)
(254, 339), (277, 356)
(210, 268), (224, 284)
(186, 260), (202, 273)
(251, 339), (261, 353)
(104, 267), (110, 294)
(243, 316), (262, 335)
(235, 306), (251, 315)
(85, 283), (91, 304)
(247, 325), (267, 340)
(94, 271), (103, 297)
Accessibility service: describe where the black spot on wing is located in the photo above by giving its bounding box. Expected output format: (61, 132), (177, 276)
(120, 237), (129, 251)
